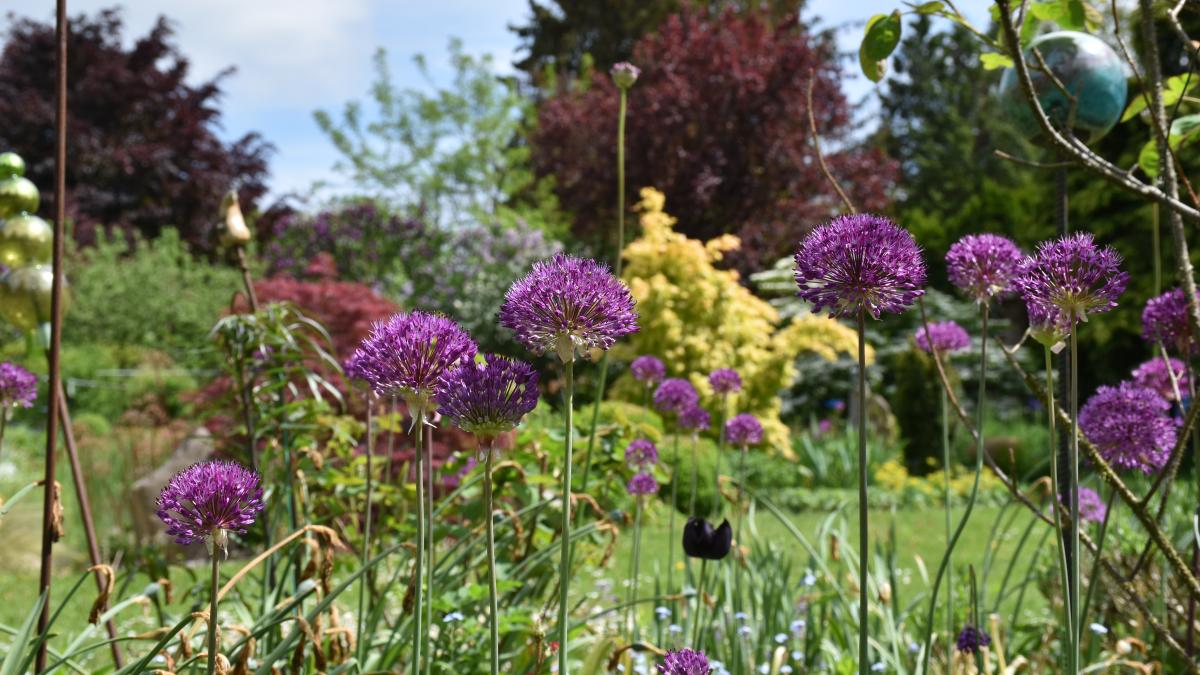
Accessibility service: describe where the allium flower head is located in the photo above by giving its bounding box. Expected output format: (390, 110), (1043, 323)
(435, 354), (539, 442)
(1131, 357), (1189, 402)
(611, 62), (641, 89)
(793, 214), (926, 319)
(625, 439), (659, 469)
(1142, 287), (1195, 353)
(1078, 382), (1175, 474)
(156, 460), (264, 554)
(1063, 487), (1107, 524)
(500, 254), (638, 363)
(0, 362), (37, 408)
(709, 368), (742, 394)
(914, 321), (971, 354)
(725, 413), (763, 446)
(945, 234), (1024, 302)
(350, 311), (476, 408)
(655, 378), (699, 414)
(678, 405), (711, 432)
(956, 625), (991, 655)
(657, 648), (711, 674)
(1013, 233), (1128, 340)
(631, 355), (666, 385)
(627, 472), (659, 496)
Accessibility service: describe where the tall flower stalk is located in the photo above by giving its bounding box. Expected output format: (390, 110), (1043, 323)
(349, 311), (477, 673)
(654, 378), (699, 595)
(1014, 233), (1127, 674)
(625, 470), (658, 640)
(725, 411), (762, 633)
(795, 213), (926, 673)
(501, 254), (638, 674)
(156, 461), (263, 675)
(437, 354), (539, 675)
(708, 368), (741, 517)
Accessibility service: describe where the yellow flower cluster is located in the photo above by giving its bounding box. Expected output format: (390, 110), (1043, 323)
(616, 187), (870, 452)
(873, 458), (1002, 501)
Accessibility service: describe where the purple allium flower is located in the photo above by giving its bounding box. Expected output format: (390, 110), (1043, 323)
(655, 378), (699, 414)
(631, 355), (667, 385)
(350, 311), (477, 407)
(1013, 233), (1129, 344)
(1078, 382), (1176, 474)
(708, 368), (742, 394)
(793, 214), (926, 319)
(1131, 357), (1189, 402)
(435, 354), (539, 441)
(1062, 487), (1107, 524)
(611, 61), (641, 89)
(955, 624), (991, 655)
(1142, 287), (1195, 353)
(678, 405), (711, 432)
(0, 362), (37, 408)
(625, 439), (659, 469)
(499, 254), (638, 363)
(914, 320), (971, 354)
(945, 234), (1024, 303)
(657, 648), (711, 674)
(155, 460), (264, 553)
(725, 413), (764, 446)
(627, 472), (659, 496)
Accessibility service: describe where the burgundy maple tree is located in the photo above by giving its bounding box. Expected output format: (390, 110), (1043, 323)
(0, 9), (272, 250)
(531, 8), (897, 272)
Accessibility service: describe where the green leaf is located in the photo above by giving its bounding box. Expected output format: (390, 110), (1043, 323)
(912, 1), (945, 14)
(979, 53), (1014, 70)
(1138, 114), (1200, 178)
(1122, 75), (1192, 122)
(859, 11), (903, 83)
(0, 591), (46, 675)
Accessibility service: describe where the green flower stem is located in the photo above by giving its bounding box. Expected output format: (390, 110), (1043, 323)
(668, 432), (680, 595)
(920, 304), (988, 674)
(483, 445), (500, 675)
(692, 558), (708, 649)
(1069, 331), (1081, 675)
(412, 412), (425, 675)
(617, 88), (627, 277)
(1043, 346), (1074, 671)
(558, 359), (576, 675)
(1079, 486), (1117, 633)
(627, 496), (644, 641)
(356, 395), (375, 664)
(941, 388), (954, 651)
(689, 434), (699, 519)
(714, 395), (727, 517)
(0, 408), (8, 464)
(856, 310), (869, 675)
(207, 548), (220, 675)
(425, 418), (435, 675)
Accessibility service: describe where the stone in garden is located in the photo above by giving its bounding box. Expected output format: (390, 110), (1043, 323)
(130, 427), (215, 545)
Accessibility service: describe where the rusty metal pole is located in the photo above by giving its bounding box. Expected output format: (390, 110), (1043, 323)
(35, 0), (69, 669)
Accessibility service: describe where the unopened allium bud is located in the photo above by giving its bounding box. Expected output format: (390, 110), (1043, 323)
(611, 62), (641, 89)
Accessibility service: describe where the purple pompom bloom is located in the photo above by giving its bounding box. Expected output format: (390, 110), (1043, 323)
(435, 354), (539, 441)
(655, 378), (699, 414)
(793, 213), (926, 319)
(1062, 487), (1107, 524)
(611, 61), (641, 89)
(708, 368), (742, 394)
(500, 254), (638, 363)
(657, 648), (711, 674)
(155, 460), (264, 553)
(1079, 382), (1175, 474)
(678, 405), (711, 432)
(956, 624), (991, 655)
(627, 472), (659, 496)
(626, 439), (659, 469)
(350, 311), (477, 407)
(914, 320), (971, 354)
(945, 234), (1024, 303)
(1142, 287), (1195, 353)
(0, 362), (37, 409)
(725, 413), (764, 446)
(1013, 233), (1128, 345)
(1131, 357), (1189, 402)
(631, 355), (666, 385)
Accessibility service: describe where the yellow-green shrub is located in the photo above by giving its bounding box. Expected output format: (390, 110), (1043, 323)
(614, 188), (873, 452)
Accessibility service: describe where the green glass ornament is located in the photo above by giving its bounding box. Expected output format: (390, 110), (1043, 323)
(0, 265), (69, 331)
(998, 31), (1128, 145)
(0, 152), (25, 180)
(0, 176), (40, 218)
(0, 214), (53, 267)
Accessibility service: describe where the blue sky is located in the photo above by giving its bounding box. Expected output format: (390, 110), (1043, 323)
(5, 1), (991, 199)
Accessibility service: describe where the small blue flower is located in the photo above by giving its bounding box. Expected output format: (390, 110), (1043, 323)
(655, 606), (672, 619)
(790, 618), (806, 634)
(668, 623), (682, 634)
(738, 625), (753, 636)
(871, 663), (886, 672)
(791, 650), (803, 661)
(774, 633), (788, 644)
(758, 665), (770, 675)
(1090, 623), (1109, 635)
(780, 667), (794, 674)
(444, 611), (465, 623)
(803, 572), (817, 587)
(735, 611), (749, 621)
(908, 641), (920, 654)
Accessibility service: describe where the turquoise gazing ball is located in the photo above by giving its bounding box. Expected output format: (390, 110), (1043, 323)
(998, 31), (1128, 145)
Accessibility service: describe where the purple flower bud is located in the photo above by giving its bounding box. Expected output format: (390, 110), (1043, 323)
(678, 405), (711, 432)
(654, 378), (699, 414)
(1013, 233), (1128, 341)
(1062, 486), (1107, 524)
(955, 624), (991, 655)
(0, 362), (37, 408)
(350, 311), (477, 408)
(631, 355), (667, 385)
(156, 460), (264, 554)
(1142, 287), (1195, 354)
(945, 234), (1024, 303)
(625, 439), (659, 469)
(914, 320), (971, 354)
(610, 62), (641, 89)
(435, 354), (539, 441)
(627, 472), (659, 496)
(724, 413), (763, 446)
(1079, 382), (1175, 474)
(657, 648), (711, 674)
(1131, 357), (1189, 402)
(708, 368), (742, 394)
